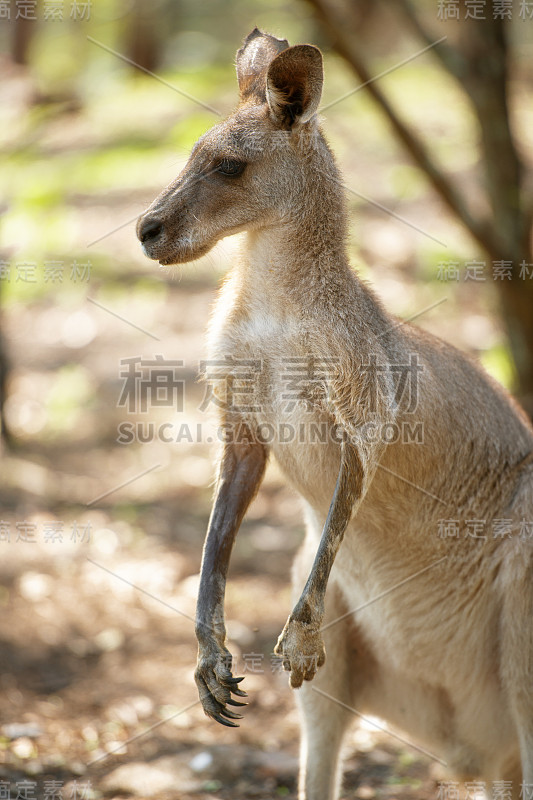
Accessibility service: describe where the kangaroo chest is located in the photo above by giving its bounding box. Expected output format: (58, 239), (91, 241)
(207, 302), (341, 507)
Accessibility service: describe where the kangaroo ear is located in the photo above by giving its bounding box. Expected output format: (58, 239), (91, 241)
(266, 44), (323, 128)
(236, 28), (289, 102)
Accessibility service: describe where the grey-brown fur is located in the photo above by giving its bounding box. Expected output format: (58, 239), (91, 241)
(137, 30), (533, 800)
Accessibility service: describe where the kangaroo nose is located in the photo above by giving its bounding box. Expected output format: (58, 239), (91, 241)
(138, 216), (163, 244)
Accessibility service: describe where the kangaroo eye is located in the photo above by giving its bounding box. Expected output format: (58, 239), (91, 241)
(217, 159), (245, 176)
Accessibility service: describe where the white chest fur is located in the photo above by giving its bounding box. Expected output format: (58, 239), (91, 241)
(206, 276), (341, 508)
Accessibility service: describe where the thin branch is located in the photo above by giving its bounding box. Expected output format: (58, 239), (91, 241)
(392, 1), (529, 262)
(307, 0), (503, 259)
(392, 0), (467, 81)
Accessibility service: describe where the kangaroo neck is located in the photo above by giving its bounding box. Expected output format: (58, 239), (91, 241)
(241, 220), (355, 309)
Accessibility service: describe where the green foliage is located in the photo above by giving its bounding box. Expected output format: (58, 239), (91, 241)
(481, 343), (518, 391)
(45, 364), (95, 436)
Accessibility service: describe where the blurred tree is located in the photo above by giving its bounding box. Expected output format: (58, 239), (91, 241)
(11, 12), (35, 65)
(0, 299), (9, 446)
(305, 0), (533, 416)
(127, 0), (161, 72)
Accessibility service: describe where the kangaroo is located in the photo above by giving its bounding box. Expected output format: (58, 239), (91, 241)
(137, 29), (533, 800)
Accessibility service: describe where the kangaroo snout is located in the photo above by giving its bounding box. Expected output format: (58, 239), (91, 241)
(136, 209), (185, 264)
(137, 215), (163, 244)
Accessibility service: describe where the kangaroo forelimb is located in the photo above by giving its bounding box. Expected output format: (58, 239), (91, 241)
(194, 434), (267, 726)
(275, 439), (363, 687)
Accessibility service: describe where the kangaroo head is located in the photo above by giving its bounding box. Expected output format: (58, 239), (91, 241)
(137, 29), (324, 266)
